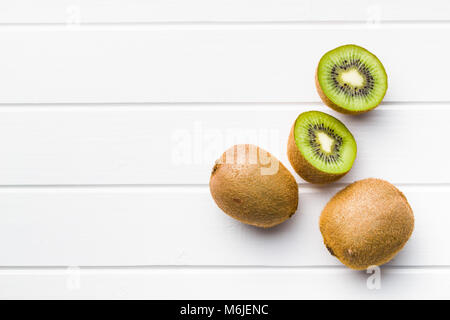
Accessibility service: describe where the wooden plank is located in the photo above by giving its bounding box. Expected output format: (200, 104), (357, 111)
(0, 1), (449, 23)
(0, 185), (444, 266)
(0, 0), (447, 301)
(0, 26), (449, 103)
(0, 104), (447, 185)
(0, 266), (449, 299)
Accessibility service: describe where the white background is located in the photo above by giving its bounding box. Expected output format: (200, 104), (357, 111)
(0, 0), (449, 299)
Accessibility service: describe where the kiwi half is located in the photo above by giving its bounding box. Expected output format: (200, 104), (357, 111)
(320, 178), (414, 270)
(287, 111), (356, 184)
(210, 144), (298, 228)
(316, 44), (388, 114)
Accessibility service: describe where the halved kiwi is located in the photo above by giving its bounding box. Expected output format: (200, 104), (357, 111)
(287, 111), (356, 184)
(316, 44), (388, 114)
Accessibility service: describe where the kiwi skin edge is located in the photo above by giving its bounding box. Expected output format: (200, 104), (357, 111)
(319, 178), (414, 270)
(287, 123), (347, 184)
(315, 66), (387, 115)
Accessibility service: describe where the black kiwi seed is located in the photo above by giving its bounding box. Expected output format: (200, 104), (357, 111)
(287, 111), (357, 184)
(328, 58), (375, 97)
(316, 44), (387, 114)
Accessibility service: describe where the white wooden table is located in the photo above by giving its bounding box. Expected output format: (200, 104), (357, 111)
(0, 0), (449, 299)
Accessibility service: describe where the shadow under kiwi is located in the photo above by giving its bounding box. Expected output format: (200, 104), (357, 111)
(239, 205), (307, 238)
(337, 105), (382, 124)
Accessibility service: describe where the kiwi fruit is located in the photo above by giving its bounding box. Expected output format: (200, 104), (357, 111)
(316, 44), (388, 114)
(320, 178), (414, 270)
(287, 111), (357, 184)
(209, 144), (298, 228)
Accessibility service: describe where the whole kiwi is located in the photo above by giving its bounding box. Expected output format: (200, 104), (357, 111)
(320, 178), (414, 270)
(210, 144), (298, 228)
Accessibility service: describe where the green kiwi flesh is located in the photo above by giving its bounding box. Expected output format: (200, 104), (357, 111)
(288, 111), (356, 183)
(316, 44), (388, 114)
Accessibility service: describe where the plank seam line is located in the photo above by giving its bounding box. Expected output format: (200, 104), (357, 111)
(0, 102), (448, 112)
(0, 101), (449, 106)
(1, 20), (450, 27)
(0, 265), (448, 271)
(0, 183), (448, 192)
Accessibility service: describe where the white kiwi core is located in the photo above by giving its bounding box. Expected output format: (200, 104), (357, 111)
(340, 69), (364, 87)
(317, 132), (334, 154)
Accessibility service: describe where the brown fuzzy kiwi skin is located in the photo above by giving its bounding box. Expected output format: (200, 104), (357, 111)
(287, 122), (347, 184)
(210, 144), (299, 228)
(319, 178), (414, 270)
(315, 62), (387, 115)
